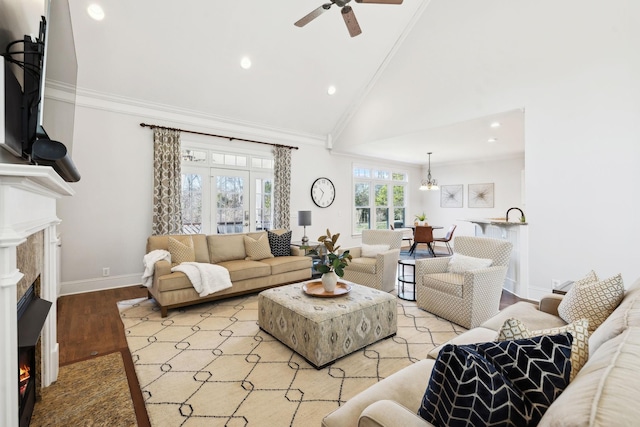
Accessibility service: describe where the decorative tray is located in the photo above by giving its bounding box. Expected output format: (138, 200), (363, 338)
(302, 281), (352, 297)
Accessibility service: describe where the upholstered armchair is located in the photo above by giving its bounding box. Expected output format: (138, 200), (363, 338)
(343, 229), (403, 292)
(415, 236), (513, 329)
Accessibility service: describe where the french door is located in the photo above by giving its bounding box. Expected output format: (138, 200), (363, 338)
(181, 167), (272, 235)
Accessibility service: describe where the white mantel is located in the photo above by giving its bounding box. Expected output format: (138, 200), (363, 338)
(0, 164), (73, 427)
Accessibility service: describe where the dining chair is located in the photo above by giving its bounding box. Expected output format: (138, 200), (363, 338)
(390, 224), (413, 248)
(408, 225), (434, 257)
(433, 224), (457, 255)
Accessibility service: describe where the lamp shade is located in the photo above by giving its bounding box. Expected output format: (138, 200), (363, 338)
(298, 211), (312, 226)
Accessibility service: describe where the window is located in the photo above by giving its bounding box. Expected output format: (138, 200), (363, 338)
(180, 144), (274, 234)
(353, 166), (408, 234)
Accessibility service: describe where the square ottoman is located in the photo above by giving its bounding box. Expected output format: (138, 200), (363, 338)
(258, 281), (397, 368)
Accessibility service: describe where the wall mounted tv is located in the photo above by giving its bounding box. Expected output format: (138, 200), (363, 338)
(1, 8), (80, 183)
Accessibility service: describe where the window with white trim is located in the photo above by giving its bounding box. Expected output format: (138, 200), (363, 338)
(353, 166), (408, 234)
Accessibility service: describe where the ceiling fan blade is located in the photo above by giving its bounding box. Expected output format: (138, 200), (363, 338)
(341, 6), (362, 37)
(294, 3), (332, 27)
(354, 0), (403, 4)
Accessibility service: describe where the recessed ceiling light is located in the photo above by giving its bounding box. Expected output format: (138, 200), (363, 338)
(487, 138), (498, 143)
(87, 4), (105, 21)
(490, 122), (501, 128)
(240, 57), (252, 70)
(327, 85), (337, 96)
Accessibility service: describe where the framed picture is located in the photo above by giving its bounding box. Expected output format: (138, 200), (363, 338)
(440, 184), (463, 208)
(468, 183), (494, 208)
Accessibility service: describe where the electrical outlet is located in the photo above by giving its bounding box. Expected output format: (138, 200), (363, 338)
(102, 267), (110, 277)
(551, 279), (561, 288)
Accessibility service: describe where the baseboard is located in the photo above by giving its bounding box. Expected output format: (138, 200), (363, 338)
(59, 273), (143, 296)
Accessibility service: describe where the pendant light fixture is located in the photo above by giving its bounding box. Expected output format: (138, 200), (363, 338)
(419, 152), (439, 191)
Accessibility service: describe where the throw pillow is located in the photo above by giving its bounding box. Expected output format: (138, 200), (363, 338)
(446, 253), (493, 274)
(361, 243), (390, 258)
(267, 230), (292, 257)
(244, 234), (274, 261)
(558, 272), (624, 333)
(497, 318), (589, 381)
(418, 334), (572, 427)
(167, 236), (195, 267)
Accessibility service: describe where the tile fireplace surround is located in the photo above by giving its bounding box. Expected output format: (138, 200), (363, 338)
(0, 164), (73, 427)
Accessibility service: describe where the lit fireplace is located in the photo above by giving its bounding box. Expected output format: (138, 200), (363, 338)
(17, 280), (51, 427)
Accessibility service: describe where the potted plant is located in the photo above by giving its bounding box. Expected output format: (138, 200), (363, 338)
(311, 229), (352, 292)
(414, 212), (428, 226)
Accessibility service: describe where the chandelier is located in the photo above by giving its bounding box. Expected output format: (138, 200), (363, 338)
(419, 152), (439, 191)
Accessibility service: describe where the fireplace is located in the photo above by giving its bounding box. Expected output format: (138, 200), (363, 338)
(17, 280), (52, 427)
(0, 164), (73, 427)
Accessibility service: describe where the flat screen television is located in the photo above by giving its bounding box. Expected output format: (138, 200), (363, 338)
(0, 0), (80, 182)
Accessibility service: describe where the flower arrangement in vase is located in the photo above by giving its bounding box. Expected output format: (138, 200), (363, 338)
(311, 229), (352, 292)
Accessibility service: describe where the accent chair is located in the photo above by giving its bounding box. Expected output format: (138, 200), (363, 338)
(342, 229), (403, 292)
(415, 236), (513, 328)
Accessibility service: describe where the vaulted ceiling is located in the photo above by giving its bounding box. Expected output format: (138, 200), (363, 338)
(58, 0), (526, 166)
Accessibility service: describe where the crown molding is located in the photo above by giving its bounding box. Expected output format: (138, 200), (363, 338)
(63, 84), (326, 147)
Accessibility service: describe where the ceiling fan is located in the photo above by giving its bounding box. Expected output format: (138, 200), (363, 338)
(294, 0), (404, 38)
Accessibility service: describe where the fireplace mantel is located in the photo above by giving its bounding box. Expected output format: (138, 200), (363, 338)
(0, 164), (74, 427)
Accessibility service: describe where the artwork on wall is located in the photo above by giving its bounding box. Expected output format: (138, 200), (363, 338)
(440, 184), (463, 208)
(468, 183), (495, 208)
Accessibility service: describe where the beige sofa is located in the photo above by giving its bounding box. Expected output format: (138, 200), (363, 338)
(146, 231), (312, 317)
(322, 277), (640, 427)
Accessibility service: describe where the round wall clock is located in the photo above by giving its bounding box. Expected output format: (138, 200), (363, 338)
(311, 177), (335, 208)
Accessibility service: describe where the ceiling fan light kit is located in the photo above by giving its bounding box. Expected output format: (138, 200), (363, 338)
(294, 0), (403, 37)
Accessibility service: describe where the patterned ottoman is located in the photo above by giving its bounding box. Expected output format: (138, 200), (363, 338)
(258, 281), (397, 368)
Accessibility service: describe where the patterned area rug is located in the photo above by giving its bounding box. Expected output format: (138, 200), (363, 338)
(118, 292), (465, 427)
(30, 351), (137, 427)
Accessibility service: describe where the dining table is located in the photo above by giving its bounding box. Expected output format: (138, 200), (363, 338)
(406, 225), (443, 256)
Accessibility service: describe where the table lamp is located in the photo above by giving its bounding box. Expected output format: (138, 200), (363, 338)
(298, 211), (312, 245)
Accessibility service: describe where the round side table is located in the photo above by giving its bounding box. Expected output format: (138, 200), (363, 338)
(397, 259), (416, 301)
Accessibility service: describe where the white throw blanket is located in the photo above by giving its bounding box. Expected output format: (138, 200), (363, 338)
(171, 262), (232, 297)
(141, 249), (171, 288)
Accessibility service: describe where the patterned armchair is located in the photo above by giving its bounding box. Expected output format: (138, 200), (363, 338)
(415, 236), (513, 329)
(342, 229), (403, 292)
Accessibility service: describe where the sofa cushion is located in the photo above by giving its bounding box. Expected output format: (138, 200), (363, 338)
(147, 234), (209, 263)
(588, 278), (640, 355)
(558, 273), (624, 333)
(348, 257), (377, 274)
(244, 233), (274, 261)
(446, 253), (492, 273)
(419, 334), (572, 427)
(217, 259), (271, 281)
(207, 234), (247, 263)
(361, 243), (390, 258)
(481, 301), (568, 331)
(539, 327), (640, 426)
(267, 230), (292, 257)
(260, 256), (312, 275)
(423, 273), (464, 298)
(167, 235), (195, 266)
(427, 327), (497, 359)
(497, 318), (589, 381)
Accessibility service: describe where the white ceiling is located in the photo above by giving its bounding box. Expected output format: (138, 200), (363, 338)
(58, 0), (525, 166)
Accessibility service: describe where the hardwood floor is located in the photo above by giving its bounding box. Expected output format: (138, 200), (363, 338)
(57, 285), (151, 426)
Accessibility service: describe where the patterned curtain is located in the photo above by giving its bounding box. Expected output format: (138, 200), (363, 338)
(273, 146), (291, 230)
(152, 128), (183, 235)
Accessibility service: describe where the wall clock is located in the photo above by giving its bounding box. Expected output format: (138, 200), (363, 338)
(311, 177), (335, 208)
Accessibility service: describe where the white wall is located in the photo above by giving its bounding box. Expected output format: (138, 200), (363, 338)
(417, 156), (525, 240)
(55, 99), (428, 294)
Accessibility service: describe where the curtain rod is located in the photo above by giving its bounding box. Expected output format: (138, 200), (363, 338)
(139, 123), (299, 150)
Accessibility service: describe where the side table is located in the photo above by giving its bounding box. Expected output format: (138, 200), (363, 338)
(397, 259), (416, 301)
(552, 281), (574, 295)
(291, 241), (324, 279)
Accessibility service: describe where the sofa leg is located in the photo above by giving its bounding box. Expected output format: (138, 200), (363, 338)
(161, 306), (168, 318)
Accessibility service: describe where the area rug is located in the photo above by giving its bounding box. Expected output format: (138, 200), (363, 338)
(118, 292), (465, 427)
(30, 351), (137, 427)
